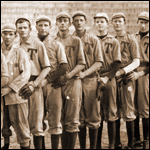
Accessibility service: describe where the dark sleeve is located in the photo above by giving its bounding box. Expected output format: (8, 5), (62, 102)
(106, 61), (121, 80)
(46, 63), (68, 83)
(143, 66), (149, 75)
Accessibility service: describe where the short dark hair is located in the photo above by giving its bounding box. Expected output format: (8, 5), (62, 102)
(15, 19), (31, 28)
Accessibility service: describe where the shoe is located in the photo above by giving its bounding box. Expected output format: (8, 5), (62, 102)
(124, 146), (133, 149)
(115, 143), (123, 149)
(134, 140), (143, 147)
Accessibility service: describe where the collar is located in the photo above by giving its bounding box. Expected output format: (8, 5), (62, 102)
(73, 29), (87, 38)
(38, 33), (50, 42)
(1, 42), (13, 50)
(115, 31), (126, 38)
(20, 36), (32, 44)
(136, 31), (149, 37)
(97, 33), (113, 40)
(56, 29), (70, 39)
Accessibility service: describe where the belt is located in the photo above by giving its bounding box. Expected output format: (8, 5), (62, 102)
(29, 76), (38, 81)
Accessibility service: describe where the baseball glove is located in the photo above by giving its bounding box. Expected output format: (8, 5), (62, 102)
(96, 81), (106, 101)
(51, 74), (68, 89)
(19, 82), (35, 99)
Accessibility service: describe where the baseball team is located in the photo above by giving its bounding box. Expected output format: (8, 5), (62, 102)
(1, 10), (149, 149)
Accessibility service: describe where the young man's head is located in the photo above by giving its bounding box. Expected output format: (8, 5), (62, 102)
(36, 15), (51, 36)
(94, 13), (109, 32)
(137, 12), (149, 33)
(111, 13), (126, 32)
(72, 11), (87, 32)
(1, 24), (17, 46)
(56, 12), (71, 32)
(15, 17), (31, 39)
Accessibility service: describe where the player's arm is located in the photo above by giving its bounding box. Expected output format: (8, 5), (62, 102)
(116, 37), (140, 77)
(1, 53), (9, 88)
(46, 41), (68, 83)
(1, 49), (31, 97)
(79, 37), (103, 79)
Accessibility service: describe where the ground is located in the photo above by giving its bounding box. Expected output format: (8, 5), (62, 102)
(1, 119), (144, 149)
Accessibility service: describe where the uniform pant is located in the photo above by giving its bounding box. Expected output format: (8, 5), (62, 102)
(137, 67), (149, 118)
(43, 83), (62, 135)
(120, 81), (136, 121)
(61, 78), (82, 132)
(80, 77), (100, 128)
(1, 96), (4, 131)
(28, 87), (45, 136)
(2, 102), (31, 144)
(101, 77), (118, 122)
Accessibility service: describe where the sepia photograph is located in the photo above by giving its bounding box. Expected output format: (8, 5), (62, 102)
(1, 1), (149, 149)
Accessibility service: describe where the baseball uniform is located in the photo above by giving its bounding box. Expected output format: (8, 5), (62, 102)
(1, 41), (31, 145)
(97, 33), (121, 122)
(73, 30), (103, 128)
(1, 52), (9, 133)
(115, 32), (140, 121)
(41, 34), (68, 135)
(133, 32), (149, 118)
(55, 31), (86, 132)
(19, 36), (51, 136)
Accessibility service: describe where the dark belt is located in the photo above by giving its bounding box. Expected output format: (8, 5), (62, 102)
(29, 76), (38, 81)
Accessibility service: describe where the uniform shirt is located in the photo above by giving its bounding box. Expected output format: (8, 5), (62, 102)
(19, 36), (50, 76)
(97, 33), (121, 72)
(42, 34), (67, 72)
(115, 32), (140, 68)
(55, 31), (86, 73)
(133, 32), (149, 65)
(1, 52), (9, 78)
(73, 30), (103, 77)
(1, 42), (31, 105)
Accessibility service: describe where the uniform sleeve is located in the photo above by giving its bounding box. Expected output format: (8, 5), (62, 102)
(1, 53), (9, 77)
(56, 41), (68, 64)
(75, 38), (86, 65)
(9, 48), (31, 93)
(112, 38), (122, 62)
(129, 36), (140, 60)
(93, 37), (103, 63)
(105, 39), (121, 80)
(38, 42), (51, 68)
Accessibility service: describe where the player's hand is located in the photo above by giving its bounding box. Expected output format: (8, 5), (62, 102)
(116, 69), (125, 77)
(79, 71), (86, 79)
(126, 71), (140, 81)
(38, 79), (48, 88)
(1, 87), (12, 97)
(100, 76), (109, 84)
(19, 81), (35, 99)
(52, 74), (69, 89)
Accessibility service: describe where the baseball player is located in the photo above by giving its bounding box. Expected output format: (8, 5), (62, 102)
(1, 24), (31, 149)
(55, 12), (86, 149)
(72, 11), (103, 149)
(35, 15), (68, 149)
(1, 52), (9, 139)
(15, 18), (51, 149)
(93, 13), (121, 149)
(131, 12), (149, 149)
(111, 13), (140, 149)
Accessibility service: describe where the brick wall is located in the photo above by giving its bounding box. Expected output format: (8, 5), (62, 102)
(1, 1), (149, 36)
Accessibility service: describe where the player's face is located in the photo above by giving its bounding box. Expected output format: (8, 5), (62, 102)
(73, 16), (86, 31)
(94, 18), (108, 31)
(138, 20), (149, 33)
(36, 21), (50, 36)
(1, 31), (16, 46)
(16, 22), (31, 38)
(112, 17), (125, 31)
(56, 17), (71, 31)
